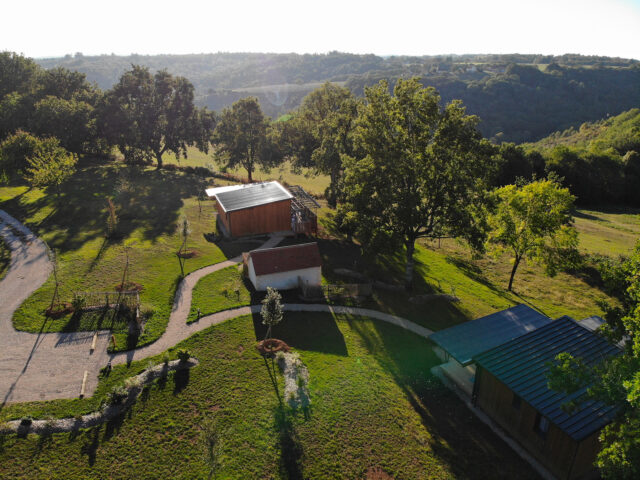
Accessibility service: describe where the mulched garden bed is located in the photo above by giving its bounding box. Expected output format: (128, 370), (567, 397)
(45, 303), (74, 318)
(176, 249), (199, 259)
(256, 338), (290, 355)
(114, 281), (143, 292)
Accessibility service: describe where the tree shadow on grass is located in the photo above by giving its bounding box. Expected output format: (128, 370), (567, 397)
(274, 405), (304, 480)
(251, 312), (348, 356)
(2, 163), (211, 254)
(173, 368), (190, 395)
(80, 426), (101, 466)
(262, 354), (304, 480)
(345, 317), (540, 479)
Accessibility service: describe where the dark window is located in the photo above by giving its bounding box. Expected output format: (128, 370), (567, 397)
(512, 393), (521, 410)
(534, 412), (550, 438)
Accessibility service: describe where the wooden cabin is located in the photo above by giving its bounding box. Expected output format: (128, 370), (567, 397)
(243, 243), (322, 291)
(205, 181), (319, 238)
(473, 317), (620, 480)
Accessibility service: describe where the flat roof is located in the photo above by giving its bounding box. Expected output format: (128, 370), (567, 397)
(474, 317), (621, 441)
(429, 304), (551, 366)
(249, 243), (321, 276)
(206, 181), (292, 213)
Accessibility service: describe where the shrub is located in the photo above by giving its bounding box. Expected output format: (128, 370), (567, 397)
(20, 416), (33, 426)
(124, 375), (143, 389)
(162, 353), (170, 365)
(107, 385), (129, 406)
(71, 294), (87, 311)
(177, 349), (191, 362)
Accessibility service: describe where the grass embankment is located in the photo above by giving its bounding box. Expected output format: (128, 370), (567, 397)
(0, 160), (254, 351)
(0, 313), (538, 479)
(0, 236), (10, 281)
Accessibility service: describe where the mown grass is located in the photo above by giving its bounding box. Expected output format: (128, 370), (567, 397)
(0, 235), (9, 281)
(187, 265), (251, 323)
(574, 207), (640, 257)
(0, 160), (246, 351)
(0, 313), (539, 479)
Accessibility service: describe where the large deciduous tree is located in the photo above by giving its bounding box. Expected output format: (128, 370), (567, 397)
(487, 177), (579, 291)
(211, 97), (278, 182)
(278, 82), (359, 206)
(99, 66), (214, 168)
(339, 78), (495, 290)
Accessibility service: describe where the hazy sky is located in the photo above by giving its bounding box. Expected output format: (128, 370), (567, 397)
(3, 0), (640, 59)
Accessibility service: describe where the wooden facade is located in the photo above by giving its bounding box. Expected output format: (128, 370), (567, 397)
(474, 367), (601, 480)
(217, 198), (292, 237)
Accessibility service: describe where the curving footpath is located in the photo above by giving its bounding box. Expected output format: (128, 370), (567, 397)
(0, 209), (432, 405)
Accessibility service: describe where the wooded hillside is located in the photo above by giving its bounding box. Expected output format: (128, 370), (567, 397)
(37, 52), (640, 143)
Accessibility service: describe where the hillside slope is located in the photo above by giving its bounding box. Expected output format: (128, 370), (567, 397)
(37, 52), (640, 143)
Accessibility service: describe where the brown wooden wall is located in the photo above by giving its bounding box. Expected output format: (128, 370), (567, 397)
(475, 367), (600, 480)
(216, 202), (231, 235)
(225, 199), (292, 237)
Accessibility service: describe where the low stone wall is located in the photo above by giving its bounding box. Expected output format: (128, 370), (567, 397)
(1, 358), (199, 435)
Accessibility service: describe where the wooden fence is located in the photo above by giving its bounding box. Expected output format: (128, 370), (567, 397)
(298, 278), (372, 301)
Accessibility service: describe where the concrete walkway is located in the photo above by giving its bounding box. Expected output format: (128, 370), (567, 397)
(0, 210), (432, 404)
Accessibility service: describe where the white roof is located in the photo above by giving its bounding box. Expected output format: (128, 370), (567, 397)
(205, 181), (293, 213)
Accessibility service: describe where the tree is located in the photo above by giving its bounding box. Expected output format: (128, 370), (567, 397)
(339, 78), (495, 289)
(547, 242), (640, 479)
(176, 216), (191, 277)
(279, 83), (359, 206)
(0, 130), (41, 174)
(99, 66), (215, 167)
(260, 287), (283, 340)
(212, 97), (277, 182)
(486, 178), (579, 291)
(23, 137), (77, 197)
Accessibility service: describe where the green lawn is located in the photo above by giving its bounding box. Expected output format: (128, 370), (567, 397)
(188, 233), (615, 333)
(0, 235), (9, 281)
(0, 313), (539, 479)
(574, 208), (640, 257)
(0, 160), (254, 351)
(187, 265), (251, 323)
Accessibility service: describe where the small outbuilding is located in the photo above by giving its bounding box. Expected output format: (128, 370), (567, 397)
(205, 181), (320, 238)
(473, 317), (620, 480)
(206, 181), (293, 238)
(244, 243), (322, 292)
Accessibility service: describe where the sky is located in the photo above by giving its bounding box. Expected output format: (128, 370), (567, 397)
(2, 0), (640, 60)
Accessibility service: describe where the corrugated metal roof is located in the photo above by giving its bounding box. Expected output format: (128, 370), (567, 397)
(249, 243), (321, 276)
(212, 182), (292, 213)
(474, 317), (621, 441)
(429, 304), (552, 365)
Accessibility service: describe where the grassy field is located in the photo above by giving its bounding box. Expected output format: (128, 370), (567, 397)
(161, 146), (331, 196)
(0, 236), (9, 281)
(574, 208), (640, 257)
(0, 160), (256, 351)
(0, 313), (539, 479)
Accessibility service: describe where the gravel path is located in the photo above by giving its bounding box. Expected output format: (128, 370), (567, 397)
(0, 210), (433, 405)
(0, 210), (112, 404)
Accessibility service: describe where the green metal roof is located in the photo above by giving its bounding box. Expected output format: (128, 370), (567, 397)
(474, 317), (621, 441)
(429, 304), (551, 365)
